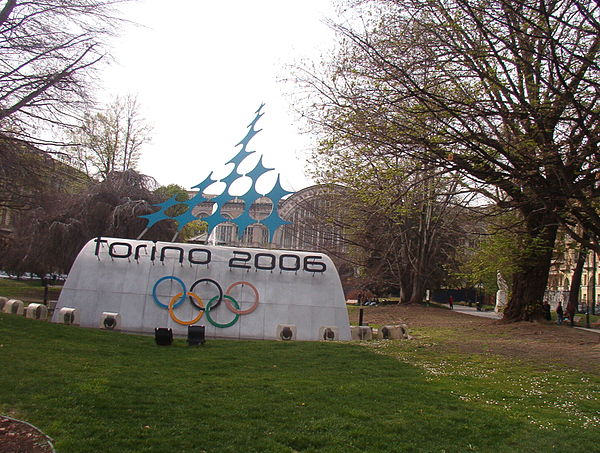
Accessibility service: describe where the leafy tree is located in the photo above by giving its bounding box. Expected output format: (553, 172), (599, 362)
(458, 211), (525, 295)
(294, 0), (600, 321)
(152, 184), (207, 242)
(69, 95), (152, 179)
(309, 147), (470, 302)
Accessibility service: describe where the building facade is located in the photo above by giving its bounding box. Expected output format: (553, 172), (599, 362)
(190, 184), (346, 256)
(546, 238), (598, 313)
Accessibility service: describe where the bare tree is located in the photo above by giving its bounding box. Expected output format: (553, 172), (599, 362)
(0, 170), (174, 275)
(0, 0), (128, 140)
(303, 146), (470, 302)
(69, 95), (152, 179)
(293, 0), (600, 321)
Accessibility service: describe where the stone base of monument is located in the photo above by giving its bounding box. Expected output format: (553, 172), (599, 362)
(3, 299), (24, 316)
(377, 324), (410, 340)
(351, 326), (373, 340)
(495, 290), (507, 313)
(319, 326), (339, 341)
(55, 307), (79, 326)
(99, 312), (121, 331)
(25, 303), (48, 320)
(276, 324), (297, 341)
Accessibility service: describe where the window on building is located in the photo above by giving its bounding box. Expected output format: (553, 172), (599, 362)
(259, 225), (269, 245)
(216, 215), (237, 244)
(242, 226), (254, 244)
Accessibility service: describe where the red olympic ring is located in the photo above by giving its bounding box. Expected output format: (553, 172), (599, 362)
(224, 281), (260, 315)
(168, 292), (205, 325)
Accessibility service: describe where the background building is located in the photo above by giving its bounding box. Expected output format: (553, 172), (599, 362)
(189, 184), (346, 255)
(546, 237), (598, 314)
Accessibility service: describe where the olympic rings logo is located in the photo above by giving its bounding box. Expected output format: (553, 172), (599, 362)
(152, 276), (260, 328)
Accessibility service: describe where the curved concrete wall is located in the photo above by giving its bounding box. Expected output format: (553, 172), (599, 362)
(53, 237), (351, 341)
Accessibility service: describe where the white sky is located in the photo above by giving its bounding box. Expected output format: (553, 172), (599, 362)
(99, 0), (338, 194)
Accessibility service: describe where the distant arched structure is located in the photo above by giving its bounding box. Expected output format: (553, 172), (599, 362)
(189, 184), (347, 255)
(275, 184), (346, 255)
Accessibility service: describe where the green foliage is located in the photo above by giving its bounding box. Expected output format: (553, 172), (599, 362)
(153, 184), (207, 242)
(311, 135), (470, 300)
(457, 212), (524, 293)
(0, 314), (598, 452)
(180, 219), (207, 242)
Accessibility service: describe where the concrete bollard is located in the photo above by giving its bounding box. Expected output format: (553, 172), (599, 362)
(25, 303), (48, 320)
(55, 307), (79, 325)
(350, 325), (373, 340)
(3, 299), (24, 316)
(319, 326), (339, 341)
(373, 324), (411, 340)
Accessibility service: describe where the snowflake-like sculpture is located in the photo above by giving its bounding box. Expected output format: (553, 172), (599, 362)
(138, 104), (293, 242)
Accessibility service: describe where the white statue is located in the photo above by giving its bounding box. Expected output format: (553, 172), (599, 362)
(495, 270), (508, 313)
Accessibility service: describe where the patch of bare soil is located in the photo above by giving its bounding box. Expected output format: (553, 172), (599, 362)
(0, 416), (54, 453)
(350, 304), (600, 374)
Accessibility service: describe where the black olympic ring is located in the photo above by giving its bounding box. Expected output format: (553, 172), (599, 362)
(189, 278), (223, 311)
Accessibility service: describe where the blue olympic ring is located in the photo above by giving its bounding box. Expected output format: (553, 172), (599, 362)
(152, 276), (187, 309)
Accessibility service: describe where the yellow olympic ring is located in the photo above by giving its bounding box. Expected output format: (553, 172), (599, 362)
(224, 281), (260, 315)
(168, 292), (205, 325)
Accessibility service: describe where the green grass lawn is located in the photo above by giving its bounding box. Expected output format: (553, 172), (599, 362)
(0, 313), (598, 452)
(0, 278), (62, 303)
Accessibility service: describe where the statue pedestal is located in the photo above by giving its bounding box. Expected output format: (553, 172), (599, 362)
(495, 290), (507, 313)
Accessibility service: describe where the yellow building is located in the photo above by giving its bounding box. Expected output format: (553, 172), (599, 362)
(546, 239), (598, 313)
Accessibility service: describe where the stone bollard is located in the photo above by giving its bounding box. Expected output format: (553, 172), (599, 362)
(378, 324), (411, 340)
(3, 299), (24, 316)
(25, 303), (48, 320)
(0, 296), (7, 311)
(55, 307), (79, 325)
(350, 325), (373, 340)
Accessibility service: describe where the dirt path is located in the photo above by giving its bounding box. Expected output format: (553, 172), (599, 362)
(349, 303), (600, 374)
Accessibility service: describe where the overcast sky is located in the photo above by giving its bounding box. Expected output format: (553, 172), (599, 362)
(99, 0), (338, 194)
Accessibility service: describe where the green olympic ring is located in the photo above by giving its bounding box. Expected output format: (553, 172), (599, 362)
(204, 295), (240, 328)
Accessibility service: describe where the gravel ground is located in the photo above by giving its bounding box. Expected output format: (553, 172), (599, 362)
(349, 303), (600, 374)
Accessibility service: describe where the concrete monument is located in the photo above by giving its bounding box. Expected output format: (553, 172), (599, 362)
(53, 237), (351, 340)
(53, 106), (351, 341)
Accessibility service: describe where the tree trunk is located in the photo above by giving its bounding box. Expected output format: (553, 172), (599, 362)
(567, 245), (587, 316)
(503, 211), (559, 322)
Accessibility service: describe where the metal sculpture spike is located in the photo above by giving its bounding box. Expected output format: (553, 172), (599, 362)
(138, 105), (293, 243)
